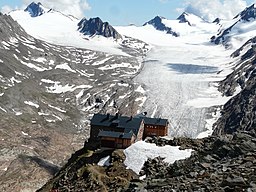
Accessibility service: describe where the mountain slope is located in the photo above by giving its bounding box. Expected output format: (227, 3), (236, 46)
(10, 3), (143, 55)
(0, 13), (149, 192)
(211, 4), (256, 48)
(213, 36), (256, 135)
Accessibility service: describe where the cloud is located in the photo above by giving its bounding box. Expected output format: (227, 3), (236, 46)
(1, 5), (13, 14)
(22, 0), (91, 18)
(182, 0), (248, 21)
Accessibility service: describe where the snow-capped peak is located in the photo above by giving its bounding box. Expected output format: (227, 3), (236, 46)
(234, 3), (256, 21)
(177, 12), (205, 26)
(143, 16), (166, 31)
(143, 16), (178, 37)
(78, 17), (122, 39)
(24, 2), (49, 17)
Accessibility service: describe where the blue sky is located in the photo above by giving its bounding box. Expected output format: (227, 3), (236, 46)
(0, 0), (255, 25)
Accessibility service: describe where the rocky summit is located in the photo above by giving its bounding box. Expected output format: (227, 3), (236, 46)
(78, 17), (122, 39)
(143, 16), (179, 37)
(24, 2), (47, 17)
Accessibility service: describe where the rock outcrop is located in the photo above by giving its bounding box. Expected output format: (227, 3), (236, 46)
(38, 146), (138, 192)
(24, 2), (47, 17)
(78, 17), (122, 39)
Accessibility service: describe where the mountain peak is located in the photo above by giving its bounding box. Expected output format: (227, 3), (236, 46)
(143, 16), (178, 37)
(78, 17), (122, 39)
(234, 3), (256, 21)
(177, 12), (191, 25)
(24, 2), (47, 17)
(143, 16), (166, 30)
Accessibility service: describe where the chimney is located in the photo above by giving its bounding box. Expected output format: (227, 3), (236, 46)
(127, 116), (133, 122)
(112, 113), (119, 120)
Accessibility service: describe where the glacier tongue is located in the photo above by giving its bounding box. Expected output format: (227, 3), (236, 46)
(118, 25), (234, 138)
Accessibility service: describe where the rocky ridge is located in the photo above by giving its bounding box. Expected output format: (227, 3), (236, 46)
(211, 4), (256, 46)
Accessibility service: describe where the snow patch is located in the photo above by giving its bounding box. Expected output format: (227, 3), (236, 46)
(97, 156), (110, 166)
(21, 131), (29, 136)
(0, 106), (7, 113)
(55, 63), (76, 73)
(197, 109), (221, 139)
(135, 85), (146, 94)
(46, 83), (92, 94)
(48, 104), (66, 113)
(24, 101), (39, 108)
(41, 79), (56, 84)
(135, 96), (147, 107)
(33, 57), (47, 63)
(99, 63), (135, 70)
(10, 77), (21, 84)
(124, 141), (192, 174)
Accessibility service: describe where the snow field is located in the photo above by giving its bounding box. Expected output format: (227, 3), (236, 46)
(124, 141), (192, 174)
(10, 10), (128, 56)
(117, 21), (234, 138)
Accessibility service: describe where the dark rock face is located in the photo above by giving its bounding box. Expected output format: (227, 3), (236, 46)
(213, 73), (256, 135)
(234, 4), (256, 21)
(24, 2), (46, 17)
(213, 18), (221, 24)
(78, 17), (122, 39)
(214, 36), (256, 136)
(144, 16), (167, 31)
(211, 23), (236, 45)
(143, 16), (178, 37)
(177, 12), (192, 26)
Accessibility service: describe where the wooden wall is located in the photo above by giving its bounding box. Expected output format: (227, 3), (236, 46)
(100, 135), (135, 149)
(144, 125), (168, 137)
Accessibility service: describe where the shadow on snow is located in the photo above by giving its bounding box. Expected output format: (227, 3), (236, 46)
(166, 63), (219, 74)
